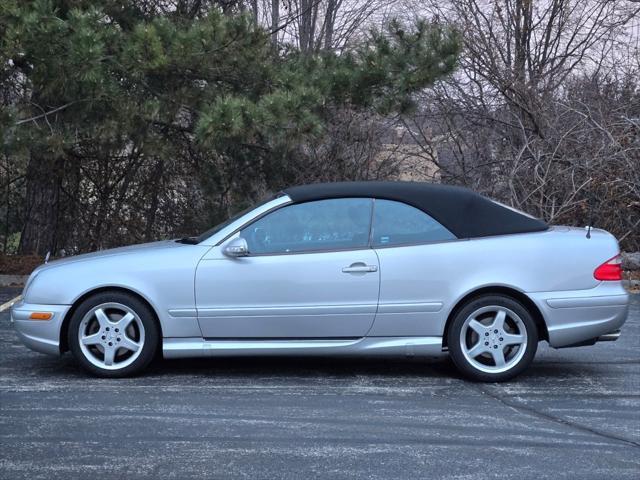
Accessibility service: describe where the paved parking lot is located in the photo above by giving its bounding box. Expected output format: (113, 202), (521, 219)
(0, 288), (638, 479)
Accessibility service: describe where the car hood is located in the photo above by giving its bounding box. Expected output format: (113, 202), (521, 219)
(31, 240), (184, 274)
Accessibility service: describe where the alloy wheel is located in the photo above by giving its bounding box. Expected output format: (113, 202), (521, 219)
(77, 302), (145, 370)
(459, 305), (528, 374)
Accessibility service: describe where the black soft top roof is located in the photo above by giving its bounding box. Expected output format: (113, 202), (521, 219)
(283, 181), (548, 239)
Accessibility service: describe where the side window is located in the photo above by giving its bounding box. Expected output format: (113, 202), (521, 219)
(240, 198), (372, 254)
(371, 199), (455, 247)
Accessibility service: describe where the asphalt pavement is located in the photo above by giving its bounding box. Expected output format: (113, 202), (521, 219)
(0, 288), (638, 479)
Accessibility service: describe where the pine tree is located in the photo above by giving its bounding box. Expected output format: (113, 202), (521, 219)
(1, 1), (459, 254)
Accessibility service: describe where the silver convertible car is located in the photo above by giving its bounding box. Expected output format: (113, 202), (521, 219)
(11, 182), (629, 381)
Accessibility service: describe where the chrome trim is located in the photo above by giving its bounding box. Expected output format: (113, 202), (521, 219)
(236, 243), (374, 257)
(546, 294), (629, 309)
(377, 302), (443, 314)
(163, 336), (445, 359)
(197, 304), (378, 318)
(167, 308), (198, 318)
(342, 263), (378, 273)
(597, 330), (621, 342)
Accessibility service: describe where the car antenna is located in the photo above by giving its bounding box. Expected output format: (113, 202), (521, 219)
(586, 187), (593, 239)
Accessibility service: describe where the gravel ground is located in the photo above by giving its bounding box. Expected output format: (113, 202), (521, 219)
(0, 288), (638, 479)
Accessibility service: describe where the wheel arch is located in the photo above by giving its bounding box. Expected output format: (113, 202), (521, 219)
(59, 286), (163, 353)
(442, 286), (548, 349)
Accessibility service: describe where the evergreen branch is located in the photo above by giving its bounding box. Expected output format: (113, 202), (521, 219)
(15, 100), (89, 126)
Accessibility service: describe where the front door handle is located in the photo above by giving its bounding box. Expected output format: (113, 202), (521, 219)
(342, 262), (378, 274)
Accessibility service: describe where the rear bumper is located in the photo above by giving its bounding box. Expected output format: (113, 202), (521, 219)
(557, 329), (622, 348)
(528, 283), (629, 348)
(10, 300), (70, 356)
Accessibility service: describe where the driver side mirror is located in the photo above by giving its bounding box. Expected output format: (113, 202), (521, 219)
(223, 237), (249, 257)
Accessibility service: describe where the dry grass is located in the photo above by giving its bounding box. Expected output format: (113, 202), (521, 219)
(0, 255), (43, 276)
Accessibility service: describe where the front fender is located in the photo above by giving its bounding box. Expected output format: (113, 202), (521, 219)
(25, 245), (210, 338)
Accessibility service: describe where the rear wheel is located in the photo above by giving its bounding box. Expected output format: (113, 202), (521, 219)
(447, 295), (538, 382)
(68, 291), (159, 377)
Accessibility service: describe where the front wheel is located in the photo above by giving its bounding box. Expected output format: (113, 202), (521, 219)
(68, 291), (159, 377)
(447, 295), (538, 382)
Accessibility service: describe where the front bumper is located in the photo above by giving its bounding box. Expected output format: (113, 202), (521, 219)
(10, 299), (71, 356)
(529, 283), (629, 348)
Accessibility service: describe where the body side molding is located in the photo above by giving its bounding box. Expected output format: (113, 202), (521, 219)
(162, 336), (445, 358)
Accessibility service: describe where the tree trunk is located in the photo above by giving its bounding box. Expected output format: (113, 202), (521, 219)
(18, 152), (63, 255)
(251, 0), (258, 23)
(299, 0), (319, 54)
(271, 0), (279, 48)
(324, 0), (336, 51)
(144, 160), (164, 242)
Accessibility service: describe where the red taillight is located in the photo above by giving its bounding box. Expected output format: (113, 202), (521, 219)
(594, 255), (623, 281)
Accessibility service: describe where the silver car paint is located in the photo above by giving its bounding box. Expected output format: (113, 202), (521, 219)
(11, 304), (71, 356)
(369, 226), (624, 338)
(11, 195), (629, 359)
(23, 239), (209, 338)
(196, 244), (380, 338)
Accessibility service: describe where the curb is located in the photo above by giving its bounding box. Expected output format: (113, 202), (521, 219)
(0, 275), (28, 287)
(0, 295), (22, 312)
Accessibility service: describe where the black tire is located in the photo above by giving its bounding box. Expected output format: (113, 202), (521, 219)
(68, 291), (159, 378)
(447, 294), (538, 382)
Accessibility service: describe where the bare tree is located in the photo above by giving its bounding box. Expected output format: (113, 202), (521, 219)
(399, 0), (640, 249)
(255, 0), (397, 52)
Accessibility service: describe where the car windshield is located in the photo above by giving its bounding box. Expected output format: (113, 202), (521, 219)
(191, 195), (277, 243)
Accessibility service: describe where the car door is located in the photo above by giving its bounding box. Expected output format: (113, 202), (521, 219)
(195, 198), (380, 338)
(367, 199), (459, 337)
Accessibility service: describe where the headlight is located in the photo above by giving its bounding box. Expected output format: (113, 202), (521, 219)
(22, 269), (41, 300)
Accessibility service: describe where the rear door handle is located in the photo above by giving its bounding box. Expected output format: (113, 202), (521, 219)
(342, 263), (378, 273)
